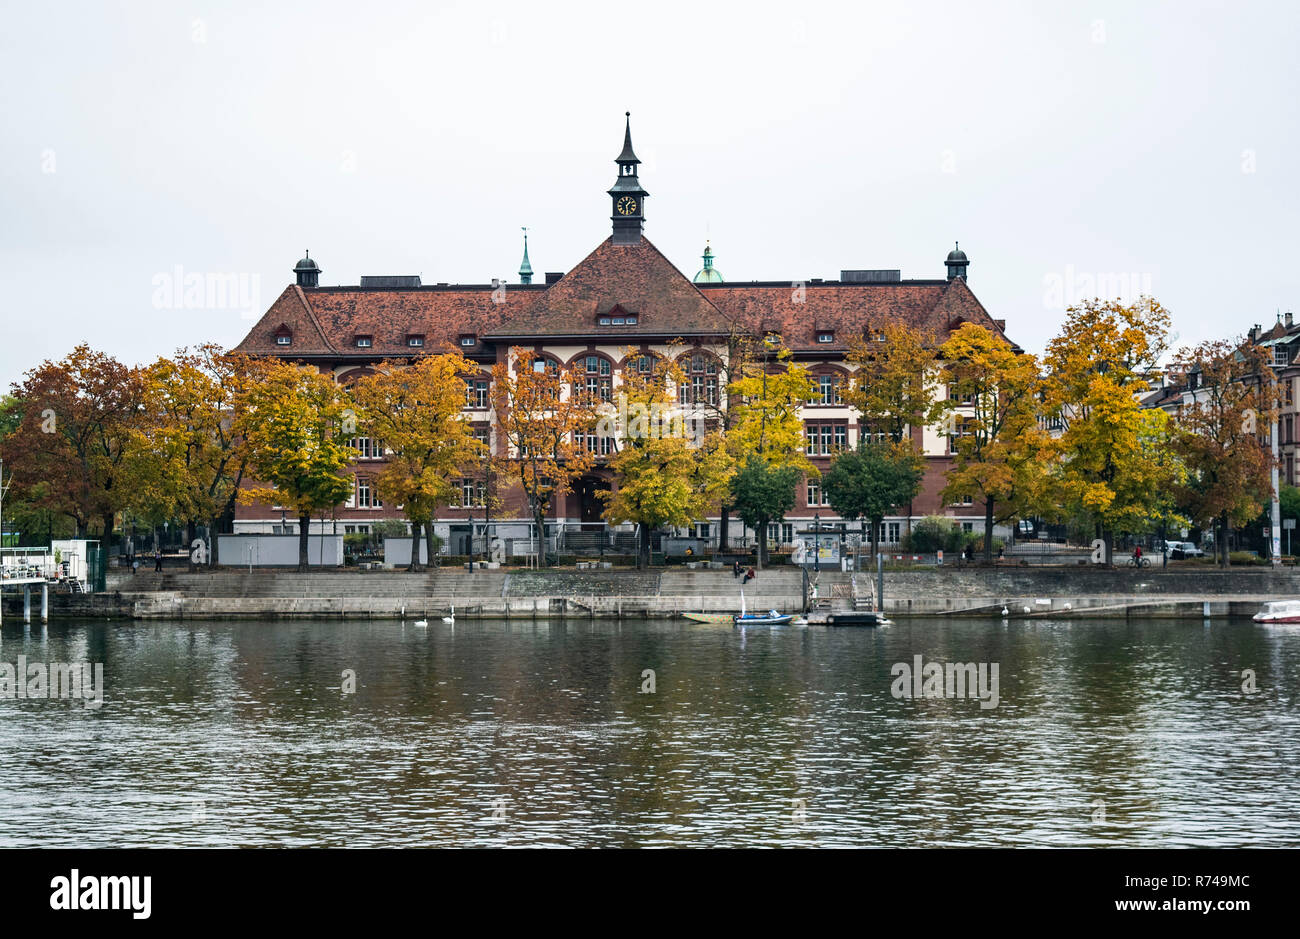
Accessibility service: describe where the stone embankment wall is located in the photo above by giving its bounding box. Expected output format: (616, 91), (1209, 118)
(8, 566), (1293, 621)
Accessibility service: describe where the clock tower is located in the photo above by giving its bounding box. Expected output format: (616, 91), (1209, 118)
(608, 112), (649, 245)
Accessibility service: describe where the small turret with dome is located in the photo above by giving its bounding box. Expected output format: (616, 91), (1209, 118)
(693, 242), (724, 284)
(294, 250), (320, 288)
(945, 242), (969, 281)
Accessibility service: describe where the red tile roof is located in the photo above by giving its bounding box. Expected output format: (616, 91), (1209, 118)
(234, 238), (1017, 357)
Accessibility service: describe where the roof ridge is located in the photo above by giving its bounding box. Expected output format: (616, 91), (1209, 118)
(294, 285), (340, 355)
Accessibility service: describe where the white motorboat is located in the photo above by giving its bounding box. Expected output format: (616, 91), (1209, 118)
(1252, 600), (1300, 623)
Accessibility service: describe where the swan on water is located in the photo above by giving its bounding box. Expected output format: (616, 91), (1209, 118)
(442, 605), (455, 625)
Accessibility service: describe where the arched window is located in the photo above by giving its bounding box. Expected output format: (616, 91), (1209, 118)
(575, 353), (613, 402)
(806, 368), (847, 407)
(677, 352), (720, 406)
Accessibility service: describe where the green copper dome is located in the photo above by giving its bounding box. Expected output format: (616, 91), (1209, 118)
(693, 243), (724, 284)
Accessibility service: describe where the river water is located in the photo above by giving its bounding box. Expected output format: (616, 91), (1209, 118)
(1, 616), (1297, 847)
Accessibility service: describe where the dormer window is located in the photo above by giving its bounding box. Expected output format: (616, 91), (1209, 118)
(273, 325), (292, 346)
(599, 305), (638, 327)
(460, 335), (476, 347)
(355, 335), (372, 348)
(817, 331), (834, 344)
(407, 335), (425, 348)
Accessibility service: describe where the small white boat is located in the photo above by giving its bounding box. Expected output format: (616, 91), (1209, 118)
(1253, 600), (1300, 623)
(735, 611), (795, 626)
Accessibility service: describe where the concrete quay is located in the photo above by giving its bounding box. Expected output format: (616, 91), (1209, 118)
(0, 566), (1278, 621)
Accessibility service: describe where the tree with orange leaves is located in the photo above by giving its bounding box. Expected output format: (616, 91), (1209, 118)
(2, 344), (145, 544)
(351, 351), (486, 571)
(490, 348), (598, 567)
(1170, 337), (1276, 566)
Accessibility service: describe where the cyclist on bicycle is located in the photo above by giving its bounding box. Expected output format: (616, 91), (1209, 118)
(1133, 544), (1143, 563)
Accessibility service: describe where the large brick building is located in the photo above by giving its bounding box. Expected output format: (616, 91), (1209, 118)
(234, 115), (1020, 555)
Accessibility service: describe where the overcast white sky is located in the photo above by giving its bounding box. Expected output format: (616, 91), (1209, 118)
(2, 0), (1297, 388)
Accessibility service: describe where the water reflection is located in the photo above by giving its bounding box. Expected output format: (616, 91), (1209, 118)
(0, 617), (1297, 847)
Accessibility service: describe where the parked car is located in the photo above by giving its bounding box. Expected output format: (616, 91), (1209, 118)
(1164, 541), (1204, 559)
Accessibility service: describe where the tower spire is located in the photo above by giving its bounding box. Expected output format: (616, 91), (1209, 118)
(518, 227), (533, 284)
(608, 112), (649, 245)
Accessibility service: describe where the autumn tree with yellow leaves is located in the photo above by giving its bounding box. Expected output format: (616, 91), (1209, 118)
(1040, 297), (1178, 565)
(726, 340), (816, 566)
(938, 324), (1047, 562)
(128, 344), (250, 566)
(599, 354), (731, 569)
(351, 352), (486, 571)
(235, 359), (357, 571)
(490, 348), (599, 567)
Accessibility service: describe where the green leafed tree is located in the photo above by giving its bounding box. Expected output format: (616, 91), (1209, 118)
(823, 441), (924, 563)
(729, 454), (802, 568)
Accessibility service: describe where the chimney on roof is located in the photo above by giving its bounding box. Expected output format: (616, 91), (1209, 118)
(1288, 311), (1294, 328)
(545, 272), (564, 285)
(841, 270), (901, 283)
(1249, 324), (1261, 342)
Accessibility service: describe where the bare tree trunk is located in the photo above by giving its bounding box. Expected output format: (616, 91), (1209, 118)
(1220, 513), (1230, 567)
(100, 512), (115, 554)
(757, 525), (768, 569)
(409, 519), (422, 572)
(424, 522), (436, 569)
(718, 504), (731, 552)
(983, 499), (995, 563)
(534, 507), (547, 568)
(298, 513), (310, 572)
(638, 524), (650, 570)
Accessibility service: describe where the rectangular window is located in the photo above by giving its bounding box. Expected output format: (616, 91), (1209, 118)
(626, 316), (638, 324)
(349, 437), (382, 460)
(834, 426), (847, 451)
(962, 522), (974, 533)
(817, 332), (833, 343)
(599, 317), (611, 326)
(820, 425), (832, 455)
(461, 479), (486, 508)
(464, 379), (489, 408)
(460, 336), (474, 347)
(276, 335), (291, 345)
(612, 317), (625, 325)
(886, 522), (900, 543)
(408, 336), (425, 347)
(356, 337), (372, 348)
(807, 481), (823, 506)
(357, 477), (373, 508)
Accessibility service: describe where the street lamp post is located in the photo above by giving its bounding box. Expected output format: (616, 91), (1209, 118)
(813, 513), (820, 573)
(468, 512), (474, 573)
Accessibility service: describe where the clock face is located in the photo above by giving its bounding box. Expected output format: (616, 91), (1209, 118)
(616, 196), (638, 216)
